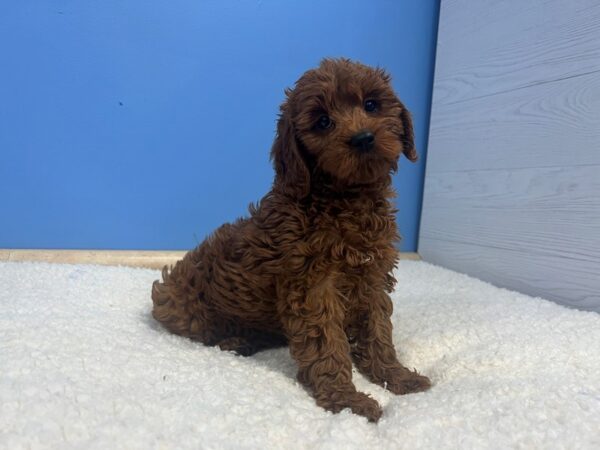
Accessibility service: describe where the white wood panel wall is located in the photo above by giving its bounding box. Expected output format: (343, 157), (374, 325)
(420, 0), (600, 312)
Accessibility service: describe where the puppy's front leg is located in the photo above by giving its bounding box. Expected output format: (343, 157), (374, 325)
(352, 291), (431, 395)
(281, 276), (382, 422)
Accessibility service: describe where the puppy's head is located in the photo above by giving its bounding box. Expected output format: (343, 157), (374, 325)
(271, 58), (417, 198)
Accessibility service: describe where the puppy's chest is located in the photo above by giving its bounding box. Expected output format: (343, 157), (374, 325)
(309, 203), (398, 269)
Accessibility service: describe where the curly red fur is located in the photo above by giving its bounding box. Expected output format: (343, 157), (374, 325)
(151, 58), (430, 422)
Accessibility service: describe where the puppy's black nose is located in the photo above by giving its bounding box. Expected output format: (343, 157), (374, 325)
(350, 130), (375, 152)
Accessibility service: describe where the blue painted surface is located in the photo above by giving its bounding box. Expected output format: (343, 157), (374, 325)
(0, 0), (439, 251)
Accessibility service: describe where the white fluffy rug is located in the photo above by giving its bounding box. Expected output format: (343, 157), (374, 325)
(1, 260), (599, 449)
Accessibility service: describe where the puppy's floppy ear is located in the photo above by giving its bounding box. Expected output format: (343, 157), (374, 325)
(270, 101), (310, 198)
(399, 106), (418, 162)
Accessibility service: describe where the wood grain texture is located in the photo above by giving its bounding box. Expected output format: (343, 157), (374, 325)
(420, 239), (599, 312)
(428, 64), (600, 173)
(434, 0), (600, 106)
(421, 166), (600, 262)
(0, 249), (422, 268)
(0, 250), (187, 269)
(421, 0), (600, 312)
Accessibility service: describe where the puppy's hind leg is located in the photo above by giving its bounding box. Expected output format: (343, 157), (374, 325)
(216, 329), (287, 356)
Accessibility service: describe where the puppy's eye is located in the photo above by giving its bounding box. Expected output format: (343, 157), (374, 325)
(316, 115), (333, 130)
(364, 99), (378, 112)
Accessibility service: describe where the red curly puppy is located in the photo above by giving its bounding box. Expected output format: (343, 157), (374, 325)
(152, 58), (431, 422)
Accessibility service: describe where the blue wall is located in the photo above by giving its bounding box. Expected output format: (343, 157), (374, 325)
(0, 1), (439, 251)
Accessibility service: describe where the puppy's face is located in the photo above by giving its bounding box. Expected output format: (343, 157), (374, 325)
(280, 59), (417, 190)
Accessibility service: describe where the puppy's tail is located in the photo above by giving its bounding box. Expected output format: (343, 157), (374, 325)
(151, 265), (172, 313)
(151, 264), (196, 339)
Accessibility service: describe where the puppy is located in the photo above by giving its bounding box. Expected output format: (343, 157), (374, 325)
(152, 58), (430, 422)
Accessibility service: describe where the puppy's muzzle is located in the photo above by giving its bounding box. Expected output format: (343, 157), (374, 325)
(350, 130), (375, 152)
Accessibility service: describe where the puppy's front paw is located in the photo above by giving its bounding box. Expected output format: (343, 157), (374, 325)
(347, 392), (383, 423)
(386, 369), (431, 395)
(318, 391), (383, 422)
